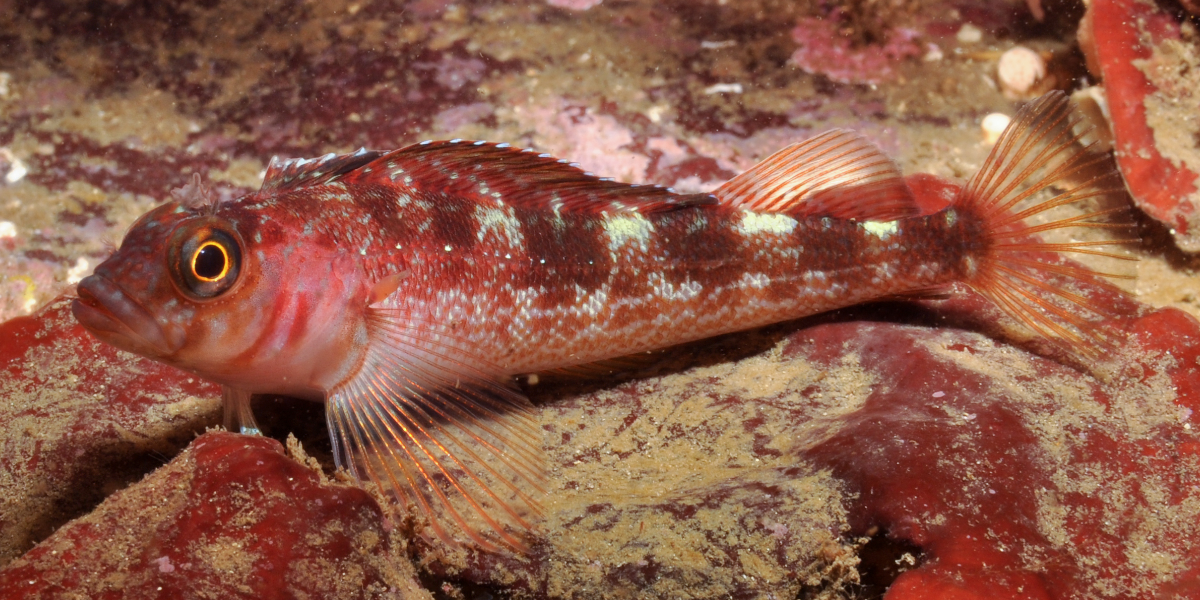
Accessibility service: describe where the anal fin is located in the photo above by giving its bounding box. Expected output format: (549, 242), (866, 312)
(533, 350), (671, 382)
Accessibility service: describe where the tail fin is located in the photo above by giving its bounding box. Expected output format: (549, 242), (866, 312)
(957, 91), (1138, 358)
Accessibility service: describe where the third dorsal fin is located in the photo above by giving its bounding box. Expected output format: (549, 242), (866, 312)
(714, 130), (920, 221)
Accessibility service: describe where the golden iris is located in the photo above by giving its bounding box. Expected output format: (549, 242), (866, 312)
(170, 224), (242, 299)
(191, 241), (231, 282)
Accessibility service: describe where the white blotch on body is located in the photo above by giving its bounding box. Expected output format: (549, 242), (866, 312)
(572, 284), (610, 318)
(649, 273), (703, 301)
(740, 272), (771, 290)
(474, 205), (525, 246)
(603, 213), (654, 252)
(861, 220), (899, 239)
(738, 212), (797, 236)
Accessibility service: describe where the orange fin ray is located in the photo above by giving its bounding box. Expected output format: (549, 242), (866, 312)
(991, 263), (1114, 322)
(957, 91), (1138, 359)
(265, 141), (719, 214)
(998, 185), (1127, 226)
(964, 97), (1079, 213)
(714, 129), (920, 220)
(997, 242), (1139, 264)
(979, 266), (1118, 349)
(327, 310), (546, 554)
(994, 211), (1131, 237)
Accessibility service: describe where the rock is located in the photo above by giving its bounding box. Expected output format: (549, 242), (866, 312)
(801, 311), (1200, 599)
(1086, 0), (1200, 252)
(429, 279), (1200, 598)
(0, 297), (219, 566)
(791, 17), (923, 85)
(0, 431), (430, 599)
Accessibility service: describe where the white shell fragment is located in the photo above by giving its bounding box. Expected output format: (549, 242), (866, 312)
(956, 24), (983, 44)
(704, 83), (744, 94)
(997, 46), (1046, 97)
(981, 112), (1012, 145)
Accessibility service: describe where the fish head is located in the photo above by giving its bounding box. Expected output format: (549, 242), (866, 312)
(73, 198), (372, 397)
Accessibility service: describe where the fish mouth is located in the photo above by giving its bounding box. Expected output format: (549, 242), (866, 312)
(73, 274), (181, 357)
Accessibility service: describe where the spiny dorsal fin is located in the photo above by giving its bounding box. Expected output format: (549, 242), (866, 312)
(345, 140), (717, 214)
(715, 130), (920, 221)
(261, 148), (385, 192)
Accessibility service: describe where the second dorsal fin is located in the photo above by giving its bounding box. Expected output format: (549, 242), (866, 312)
(345, 140), (717, 214)
(714, 130), (920, 221)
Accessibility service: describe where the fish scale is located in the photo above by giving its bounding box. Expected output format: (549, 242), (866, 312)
(358, 201), (971, 375)
(72, 92), (1134, 554)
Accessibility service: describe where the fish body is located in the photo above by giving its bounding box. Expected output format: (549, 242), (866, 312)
(72, 93), (1130, 552)
(221, 175), (974, 377)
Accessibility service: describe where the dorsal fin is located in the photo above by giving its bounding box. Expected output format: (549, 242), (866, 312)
(344, 140), (717, 214)
(261, 148), (386, 192)
(714, 130), (920, 221)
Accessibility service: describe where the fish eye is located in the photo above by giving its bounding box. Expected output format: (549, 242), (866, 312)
(192, 241), (230, 281)
(170, 225), (242, 299)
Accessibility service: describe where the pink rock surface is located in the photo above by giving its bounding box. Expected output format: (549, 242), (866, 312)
(790, 16), (922, 85)
(801, 310), (1200, 599)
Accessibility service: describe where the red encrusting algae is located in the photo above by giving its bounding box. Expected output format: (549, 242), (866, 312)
(1087, 0), (1200, 251)
(0, 431), (430, 600)
(0, 298), (219, 566)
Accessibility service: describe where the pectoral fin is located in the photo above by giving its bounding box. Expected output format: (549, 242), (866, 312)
(326, 309), (545, 553)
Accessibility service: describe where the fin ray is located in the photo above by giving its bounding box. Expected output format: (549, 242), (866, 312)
(714, 129), (920, 220)
(326, 309), (545, 553)
(221, 386), (261, 435)
(261, 149), (385, 192)
(957, 91), (1137, 358)
(346, 140), (717, 214)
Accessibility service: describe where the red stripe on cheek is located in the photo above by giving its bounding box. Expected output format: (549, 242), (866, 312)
(228, 291), (304, 365)
(228, 303), (284, 365)
(286, 292), (313, 350)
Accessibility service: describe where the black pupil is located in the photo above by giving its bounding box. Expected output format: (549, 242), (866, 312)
(195, 244), (226, 279)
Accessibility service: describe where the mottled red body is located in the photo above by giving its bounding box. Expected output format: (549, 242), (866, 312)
(234, 175), (978, 376)
(72, 93), (1130, 552)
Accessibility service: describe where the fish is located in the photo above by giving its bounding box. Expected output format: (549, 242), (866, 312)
(71, 92), (1133, 553)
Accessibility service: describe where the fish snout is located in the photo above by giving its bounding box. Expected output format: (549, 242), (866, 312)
(73, 273), (183, 357)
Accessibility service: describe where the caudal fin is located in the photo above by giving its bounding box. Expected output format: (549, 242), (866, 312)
(958, 91), (1137, 358)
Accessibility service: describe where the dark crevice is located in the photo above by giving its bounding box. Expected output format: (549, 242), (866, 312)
(853, 532), (924, 597)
